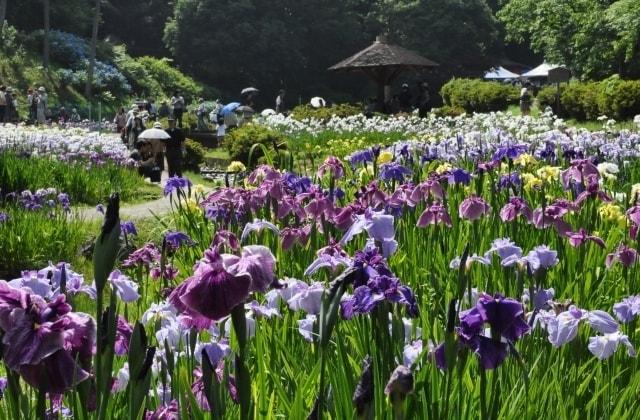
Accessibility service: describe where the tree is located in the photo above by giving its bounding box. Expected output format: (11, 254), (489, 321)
(43, 0), (50, 69)
(85, 0), (101, 97)
(498, 0), (640, 79)
(0, 0), (7, 37)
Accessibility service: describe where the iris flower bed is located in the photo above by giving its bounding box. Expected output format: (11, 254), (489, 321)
(2, 112), (640, 418)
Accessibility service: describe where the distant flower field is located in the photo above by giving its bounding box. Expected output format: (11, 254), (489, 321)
(1, 112), (640, 418)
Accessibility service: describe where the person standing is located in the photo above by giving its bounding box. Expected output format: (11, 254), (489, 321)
(27, 88), (37, 124)
(127, 114), (145, 149)
(114, 107), (127, 139)
(416, 82), (430, 118)
(216, 116), (226, 147)
(70, 108), (81, 122)
(398, 83), (412, 113)
(4, 88), (17, 123)
(158, 100), (170, 119)
(170, 91), (185, 128)
(196, 98), (207, 131)
(275, 89), (286, 113)
(165, 117), (186, 177)
(0, 85), (6, 123)
(36, 87), (48, 125)
(520, 84), (532, 116)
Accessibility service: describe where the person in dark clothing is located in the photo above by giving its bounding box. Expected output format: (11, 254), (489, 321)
(0, 85), (7, 122)
(130, 139), (158, 179)
(416, 82), (430, 118)
(398, 83), (413, 112)
(165, 117), (186, 177)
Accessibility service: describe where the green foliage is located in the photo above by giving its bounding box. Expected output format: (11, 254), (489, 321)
(0, 152), (153, 205)
(430, 105), (466, 118)
(0, 203), (86, 279)
(183, 139), (206, 172)
(290, 103), (362, 121)
(440, 79), (518, 113)
(498, 0), (640, 79)
(224, 124), (287, 165)
(539, 77), (640, 120)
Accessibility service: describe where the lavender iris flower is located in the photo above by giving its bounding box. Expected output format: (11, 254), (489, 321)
(317, 156), (345, 180)
(298, 314), (317, 342)
(123, 243), (161, 268)
(613, 295), (640, 323)
(587, 310), (620, 334)
(492, 144), (528, 162)
(164, 176), (192, 196)
(542, 306), (586, 347)
(286, 281), (326, 314)
(605, 243), (639, 268)
(588, 332), (636, 360)
(9, 270), (54, 299)
(483, 238), (523, 262)
(108, 270), (140, 302)
(349, 149), (375, 167)
(241, 219), (280, 243)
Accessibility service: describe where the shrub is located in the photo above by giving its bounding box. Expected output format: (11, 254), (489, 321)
(184, 139), (206, 172)
(539, 77), (640, 121)
(430, 105), (466, 118)
(224, 124), (287, 166)
(440, 79), (518, 113)
(291, 103), (362, 121)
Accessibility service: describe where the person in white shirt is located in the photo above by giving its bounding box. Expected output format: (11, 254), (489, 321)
(216, 117), (226, 146)
(170, 91), (185, 128)
(275, 89), (285, 113)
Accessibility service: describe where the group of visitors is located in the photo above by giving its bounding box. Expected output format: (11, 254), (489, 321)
(129, 117), (185, 182)
(366, 81), (431, 117)
(0, 85), (50, 124)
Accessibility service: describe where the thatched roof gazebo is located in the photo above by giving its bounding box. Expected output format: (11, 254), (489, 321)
(329, 35), (439, 110)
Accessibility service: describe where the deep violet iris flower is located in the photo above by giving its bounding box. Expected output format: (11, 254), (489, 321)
(164, 231), (195, 249)
(170, 240), (276, 321)
(0, 282), (95, 393)
(164, 176), (192, 197)
(457, 293), (530, 369)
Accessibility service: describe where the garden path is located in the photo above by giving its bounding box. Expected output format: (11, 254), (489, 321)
(78, 170), (210, 221)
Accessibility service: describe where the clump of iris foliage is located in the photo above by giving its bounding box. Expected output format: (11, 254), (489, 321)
(1, 111), (640, 418)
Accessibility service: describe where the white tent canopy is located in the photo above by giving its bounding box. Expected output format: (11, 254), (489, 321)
(521, 63), (563, 78)
(484, 66), (520, 80)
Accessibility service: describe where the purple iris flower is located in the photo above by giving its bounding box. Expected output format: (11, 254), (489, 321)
(115, 316), (133, 356)
(409, 178), (444, 204)
(282, 172), (312, 194)
(492, 144), (528, 162)
(145, 399), (179, 420)
(560, 159), (599, 190)
(349, 149), (375, 167)
(123, 243), (161, 268)
(574, 175), (612, 206)
(0, 212), (8, 223)
(544, 307), (585, 347)
(379, 162), (412, 183)
(281, 225), (311, 250)
(164, 231), (195, 249)
(523, 245), (559, 272)
(605, 243), (639, 268)
(304, 240), (352, 277)
(170, 245), (276, 321)
(565, 229), (605, 248)
(246, 300), (281, 318)
(500, 197), (532, 222)
(0, 284), (95, 393)
(497, 172), (521, 190)
(120, 221), (137, 236)
(613, 295), (640, 323)
(587, 310), (620, 334)
(522, 288), (554, 310)
(456, 293), (529, 369)
(96, 204), (105, 214)
(241, 219), (280, 243)
(459, 196), (491, 221)
(446, 168), (472, 185)
(164, 176), (192, 196)
(9, 270), (53, 299)
(318, 156), (345, 180)
(341, 275), (418, 319)
(57, 193), (71, 211)
(532, 203), (573, 236)
(417, 203), (452, 228)
(150, 265), (180, 281)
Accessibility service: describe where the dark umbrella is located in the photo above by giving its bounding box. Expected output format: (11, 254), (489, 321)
(241, 87), (260, 96)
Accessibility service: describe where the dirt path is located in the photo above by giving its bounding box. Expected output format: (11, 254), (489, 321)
(77, 170), (207, 221)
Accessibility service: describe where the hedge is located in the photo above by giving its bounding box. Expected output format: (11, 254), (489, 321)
(538, 76), (640, 120)
(224, 124), (288, 166)
(440, 79), (519, 113)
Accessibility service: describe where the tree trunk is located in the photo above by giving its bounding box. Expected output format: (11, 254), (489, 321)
(0, 0), (7, 38)
(85, 0), (101, 98)
(43, 0), (50, 69)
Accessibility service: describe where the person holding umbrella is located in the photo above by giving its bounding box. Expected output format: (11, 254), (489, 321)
(165, 117), (186, 177)
(137, 121), (171, 178)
